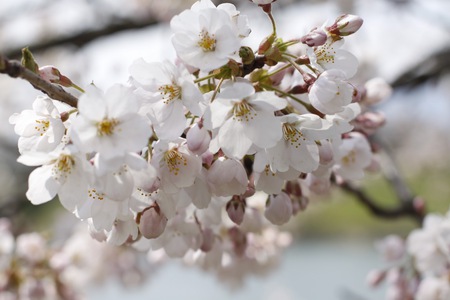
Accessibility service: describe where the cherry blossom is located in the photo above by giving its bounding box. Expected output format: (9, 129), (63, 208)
(207, 80), (286, 159)
(70, 84), (151, 162)
(170, 0), (243, 72)
(9, 96), (65, 153)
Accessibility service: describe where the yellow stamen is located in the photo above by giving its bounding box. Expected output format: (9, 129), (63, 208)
(159, 84), (182, 104)
(163, 148), (187, 175)
(96, 118), (119, 136)
(282, 123), (305, 148)
(198, 30), (216, 52)
(232, 101), (256, 122)
(34, 119), (50, 136)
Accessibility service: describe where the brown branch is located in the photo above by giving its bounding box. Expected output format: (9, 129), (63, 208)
(3, 18), (160, 59)
(338, 181), (424, 224)
(0, 54), (78, 107)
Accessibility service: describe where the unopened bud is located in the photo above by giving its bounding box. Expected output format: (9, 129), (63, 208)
(305, 173), (331, 194)
(288, 83), (309, 95)
(187, 122), (210, 155)
(139, 204), (168, 239)
(226, 196), (246, 225)
(242, 181), (255, 198)
(239, 46), (255, 65)
(200, 228), (215, 252)
(285, 180), (302, 198)
(300, 28), (327, 47)
(228, 226), (247, 256)
(302, 72), (316, 85)
(201, 150), (214, 166)
(318, 140), (334, 165)
(60, 111), (70, 122)
(362, 77), (392, 105)
(21, 47), (39, 73)
(38, 65), (84, 92)
(258, 34), (276, 55)
(264, 192), (293, 225)
(354, 111), (386, 135)
(413, 197), (426, 216)
(327, 14), (363, 37)
(366, 269), (386, 287)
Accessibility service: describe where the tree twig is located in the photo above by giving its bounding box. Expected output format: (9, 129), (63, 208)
(0, 54), (78, 107)
(337, 180), (424, 224)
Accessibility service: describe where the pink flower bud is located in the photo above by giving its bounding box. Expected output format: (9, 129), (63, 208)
(201, 150), (214, 166)
(187, 123), (211, 155)
(228, 226), (247, 256)
(366, 269), (386, 287)
(413, 197), (426, 216)
(305, 173), (331, 195)
(200, 228), (215, 252)
(285, 180), (302, 197)
(264, 193), (293, 225)
(362, 77), (392, 105)
(139, 204), (168, 239)
(292, 196), (309, 215)
(300, 28), (327, 47)
(354, 111), (386, 135)
(38, 65), (60, 83)
(318, 140), (334, 165)
(226, 196), (246, 225)
(327, 14), (363, 37)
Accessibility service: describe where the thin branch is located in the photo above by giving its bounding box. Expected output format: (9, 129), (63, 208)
(337, 180), (424, 224)
(391, 46), (450, 88)
(3, 18), (160, 59)
(0, 54), (78, 107)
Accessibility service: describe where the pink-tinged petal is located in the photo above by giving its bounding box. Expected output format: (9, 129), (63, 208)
(26, 165), (59, 205)
(244, 112), (282, 149)
(218, 119), (252, 159)
(77, 86), (106, 121)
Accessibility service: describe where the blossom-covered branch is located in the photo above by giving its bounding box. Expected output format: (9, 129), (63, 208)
(0, 54), (78, 107)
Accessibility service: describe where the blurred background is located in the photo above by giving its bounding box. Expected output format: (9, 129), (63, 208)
(1, 0), (450, 299)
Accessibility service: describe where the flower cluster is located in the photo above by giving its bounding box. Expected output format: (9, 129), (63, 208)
(0, 219), (151, 299)
(367, 213), (450, 300)
(10, 0), (376, 282)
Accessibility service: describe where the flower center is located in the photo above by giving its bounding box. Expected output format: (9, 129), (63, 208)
(232, 101), (256, 122)
(163, 148), (187, 175)
(88, 188), (105, 201)
(51, 154), (75, 182)
(96, 118), (119, 136)
(159, 83), (182, 104)
(198, 30), (216, 52)
(282, 123), (305, 148)
(315, 43), (335, 64)
(34, 119), (50, 136)
(342, 150), (356, 165)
